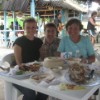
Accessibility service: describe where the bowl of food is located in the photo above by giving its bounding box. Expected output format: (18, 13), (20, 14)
(43, 57), (64, 69)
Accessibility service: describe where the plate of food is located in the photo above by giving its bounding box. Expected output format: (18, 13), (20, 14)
(30, 73), (55, 83)
(64, 63), (100, 86)
(7, 61), (43, 79)
(19, 61), (41, 72)
(59, 83), (85, 90)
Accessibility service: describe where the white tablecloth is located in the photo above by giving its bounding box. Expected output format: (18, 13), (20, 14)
(0, 72), (100, 100)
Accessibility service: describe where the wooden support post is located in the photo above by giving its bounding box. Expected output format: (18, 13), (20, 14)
(79, 12), (83, 21)
(61, 9), (65, 38)
(12, 11), (16, 41)
(4, 11), (7, 47)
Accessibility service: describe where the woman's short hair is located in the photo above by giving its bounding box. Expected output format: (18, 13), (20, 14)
(65, 18), (83, 30)
(23, 17), (36, 27)
(91, 11), (97, 17)
(44, 23), (57, 31)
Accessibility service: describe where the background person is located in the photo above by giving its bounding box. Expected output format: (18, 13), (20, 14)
(87, 11), (100, 45)
(16, 27), (24, 37)
(54, 12), (63, 37)
(10, 22), (14, 30)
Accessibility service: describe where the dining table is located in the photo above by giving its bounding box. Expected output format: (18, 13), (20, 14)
(0, 67), (100, 100)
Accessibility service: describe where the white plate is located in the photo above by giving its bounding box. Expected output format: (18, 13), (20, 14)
(64, 71), (100, 86)
(9, 71), (38, 79)
(30, 72), (55, 83)
(6, 61), (44, 79)
(6, 66), (46, 79)
(0, 71), (31, 79)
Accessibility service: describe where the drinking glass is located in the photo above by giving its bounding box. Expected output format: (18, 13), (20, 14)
(67, 52), (72, 59)
(75, 50), (81, 58)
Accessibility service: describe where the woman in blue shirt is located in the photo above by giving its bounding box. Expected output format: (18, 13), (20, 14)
(58, 19), (95, 64)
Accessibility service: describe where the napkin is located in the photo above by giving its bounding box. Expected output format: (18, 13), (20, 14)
(88, 62), (100, 70)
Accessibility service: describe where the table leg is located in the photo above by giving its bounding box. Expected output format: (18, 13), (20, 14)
(96, 88), (100, 100)
(4, 81), (13, 100)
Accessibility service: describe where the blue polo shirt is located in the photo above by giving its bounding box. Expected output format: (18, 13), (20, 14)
(58, 35), (94, 58)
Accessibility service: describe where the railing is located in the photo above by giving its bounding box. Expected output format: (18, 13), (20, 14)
(3, 29), (23, 33)
(0, 30), (24, 47)
(0, 30), (24, 39)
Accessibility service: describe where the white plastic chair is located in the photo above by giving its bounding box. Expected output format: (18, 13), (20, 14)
(1, 53), (15, 66)
(1, 53), (22, 100)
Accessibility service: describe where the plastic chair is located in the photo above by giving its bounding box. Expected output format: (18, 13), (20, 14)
(1, 53), (15, 66)
(1, 53), (22, 100)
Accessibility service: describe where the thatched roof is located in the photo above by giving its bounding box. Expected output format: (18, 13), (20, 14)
(0, 0), (29, 12)
(4, 0), (100, 18)
(39, 0), (87, 12)
(0, 0), (88, 12)
(0, 0), (99, 12)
